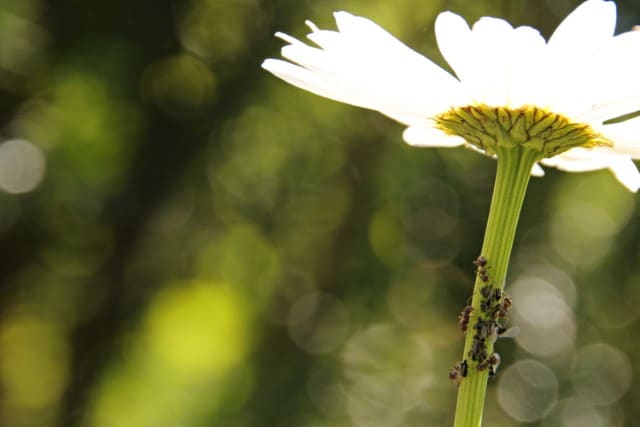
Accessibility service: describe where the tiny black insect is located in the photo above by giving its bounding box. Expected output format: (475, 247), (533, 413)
(473, 256), (488, 267)
(480, 285), (492, 298)
(488, 353), (501, 376)
(449, 360), (469, 386)
(479, 271), (490, 282)
(458, 306), (474, 332)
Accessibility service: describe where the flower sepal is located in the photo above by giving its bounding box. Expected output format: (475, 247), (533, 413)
(435, 104), (613, 159)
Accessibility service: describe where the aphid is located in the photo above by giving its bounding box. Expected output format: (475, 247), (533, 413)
(492, 288), (502, 302)
(473, 256), (487, 267)
(474, 319), (494, 340)
(449, 360), (468, 385)
(458, 306), (473, 332)
(488, 352), (500, 365)
(469, 339), (487, 362)
(480, 285), (492, 298)
(474, 320), (484, 335)
(502, 294), (513, 309)
(478, 353), (501, 376)
(474, 256), (490, 281)
(493, 293), (512, 318)
(488, 353), (501, 377)
(479, 270), (490, 282)
(488, 318), (512, 344)
(480, 300), (492, 312)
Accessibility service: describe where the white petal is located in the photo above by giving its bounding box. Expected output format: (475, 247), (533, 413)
(275, 31), (302, 46)
(332, 11), (429, 59)
(435, 12), (473, 83)
(327, 11), (463, 98)
(531, 163), (545, 177)
(262, 59), (373, 107)
(548, 0), (616, 51)
(506, 26), (547, 108)
(541, 147), (612, 172)
(600, 116), (640, 158)
(578, 97), (640, 124)
(543, 148), (640, 192)
(609, 157), (640, 192)
(546, 0), (617, 116)
(436, 14), (514, 105)
(265, 12), (465, 126)
(436, 12), (546, 107)
(262, 59), (436, 124)
(468, 17), (515, 105)
(305, 27), (342, 51)
(403, 126), (465, 147)
(305, 20), (319, 33)
(263, 59), (435, 125)
(271, 50), (439, 123)
(576, 31), (640, 121)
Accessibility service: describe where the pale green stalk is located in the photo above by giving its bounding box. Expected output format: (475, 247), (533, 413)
(452, 142), (540, 427)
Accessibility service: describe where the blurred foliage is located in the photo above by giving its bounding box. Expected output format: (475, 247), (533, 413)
(0, 0), (639, 426)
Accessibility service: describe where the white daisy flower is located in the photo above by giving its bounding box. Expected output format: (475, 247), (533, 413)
(262, 0), (640, 191)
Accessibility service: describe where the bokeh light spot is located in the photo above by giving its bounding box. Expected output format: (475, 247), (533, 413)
(146, 280), (249, 378)
(0, 312), (69, 408)
(387, 267), (451, 329)
(347, 375), (406, 427)
(560, 398), (608, 427)
(511, 276), (576, 357)
(0, 7), (48, 83)
(497, 359), (558, 423)
(369, 206), (407, 267)
(369, 178), (460, 268)
(288, 291), (350, 354)
(549, 175), (634, 266)
(178, 0), (263, 63)
(306, 363), (348, 417)
(196, 223), (282, 305)
(570, 343), (632, 406)
(0, 139), (45, 194)
(141, 53), (217, 116)
(342, 324), (435, 427)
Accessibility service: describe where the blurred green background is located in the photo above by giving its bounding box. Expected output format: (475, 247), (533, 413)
(0, 0), (639, 426)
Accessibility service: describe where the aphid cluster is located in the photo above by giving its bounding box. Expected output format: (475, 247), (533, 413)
(477, 352), (501, 375)
(451, 255), (513, 384)
(469, 279), (511, 377)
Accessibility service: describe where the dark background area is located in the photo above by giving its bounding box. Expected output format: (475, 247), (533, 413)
(0, 0), (639, 426)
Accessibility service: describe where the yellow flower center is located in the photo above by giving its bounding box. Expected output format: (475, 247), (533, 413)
(434, 105), (612, 158)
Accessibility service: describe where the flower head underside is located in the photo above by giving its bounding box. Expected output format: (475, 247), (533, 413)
(262, 0), (640, 191)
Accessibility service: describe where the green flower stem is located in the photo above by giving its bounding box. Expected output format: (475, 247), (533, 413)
(453, 142), (540, 427)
